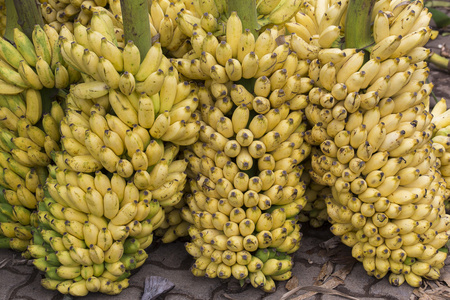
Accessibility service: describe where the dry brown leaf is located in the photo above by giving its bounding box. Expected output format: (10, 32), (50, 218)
(0, 258), (10, 269)
(330, 253), (356, 265)
(280, 276), (345, 300)
(438, 270), (450, 287)
(285, 276), (299, 291)
(319, 236), (341, 252)
(315, 261), (334, 284)
(424, 286), (450, 299)
(222, 294), (251, 300)
(292, 285), (360, 300)
(441, 44), (450, 58)
(331, 262), (356, 281)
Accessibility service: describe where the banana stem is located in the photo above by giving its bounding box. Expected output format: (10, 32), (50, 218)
(344, 0), (376, 49)
(428, 52), (450, 72)
(228, 0), (259, 37)
(120, 0), (152, 62)
(12, 0), (43, 40)
(425, 1), (450, 7)
(4, 0), (18, 41)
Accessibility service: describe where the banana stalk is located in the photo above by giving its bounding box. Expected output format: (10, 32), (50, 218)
(427, 53), (450, 72)
(228, 0), (259, 38)
(345, 0), (376, 49)
(120, 0), (152, 62)
(12, 0), (44, 39)
(4, 0), (19, 41)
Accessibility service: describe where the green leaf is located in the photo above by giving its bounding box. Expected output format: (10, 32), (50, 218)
(239, 279), (245, 287)
(428, 8), (450, 28)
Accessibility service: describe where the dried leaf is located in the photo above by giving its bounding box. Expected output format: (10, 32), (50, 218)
(275, 35), (286, 46)
(319, 236), (341, 252)
(315, 261), (334, 284)
(0, 258), (10, 269)
(425, 286), (450, 298)
(292, 285), (360, 300)
(329, 253), (356, 265)
(438, 270), (450, 286)
(281, 276), (345, 300)
(141, 276), (175, 300)
(441, 44), (450, 58)
(222, 294), (241, 300)
(285, 276), (299, 291)
(331, 262), (356, 281)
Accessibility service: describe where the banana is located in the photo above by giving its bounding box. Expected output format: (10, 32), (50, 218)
(100, 38), (123, 73)
(336, 51), (365, 83)
(108, 89), (138, 127)
(18, 61), (43, 90)
(135, 43), (163, 82)
(65, 155), (103, 173)
(373, 11), (390, 43)
(370, 35), (402, 61)
(290, 33), (320, 60)
(71, 81), (110, 100)
(318, 25), (341, 49)
(0, 37), (24, 71)
(0, 61), (29, 89)
(13, 29), (38, 67)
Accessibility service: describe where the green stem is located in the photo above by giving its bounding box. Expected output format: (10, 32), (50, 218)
(13, 0), (44, 40)
(120, 0), (152, 62)
(427, 53), (450, 72)
(344, 0), (376, 49)
(228, 0), (259, 37)
(4, 0), (18, 41)
(424, 1), (450, 8)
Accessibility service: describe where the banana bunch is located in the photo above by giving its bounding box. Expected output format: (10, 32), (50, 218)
(58, 20), (201, 145)
(172, 14), (305, 80)
(182, 177), (302, 292)
(153, 199), (192, 243)
(180, 109), (310, 292)
(37, 0), (118, 35)
(27, 166), (165, 296)
(0, 88), (65, 251)
(257, 0), (303, 26)
(298, 0), (450, 287)
(148, 0), (215, 56)
(430, 98), (450, 213)
(53, 104), (191, 240)
(0, 24), (81, 92)
(328, 141), (450, 286)
(0, 182), (40, 252)
(283, 0), (349, 56)
(164, 11), (317, 292)
(296, 164), (329, 228)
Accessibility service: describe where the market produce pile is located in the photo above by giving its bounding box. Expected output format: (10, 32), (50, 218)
(0, 0), (448, 296)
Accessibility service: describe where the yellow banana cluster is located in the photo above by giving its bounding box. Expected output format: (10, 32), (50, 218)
(37, 0), (117, 35)
(299, 0), (450, 287)
(0, 25), (80, 93)
(183, 174), (302, 292)
(0, 90), (64, 252)
(258, 0), (303, 26)
(27, 168), (162, 296)
(59, 21), (201, 146)
(148, 0), (302, 59)
(0, 26), (72, 189)
(431, 98), (450, 213)
(167, 14), (315, 291)
(55, 81), (192, 244)
(296, 168), (330, 228)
